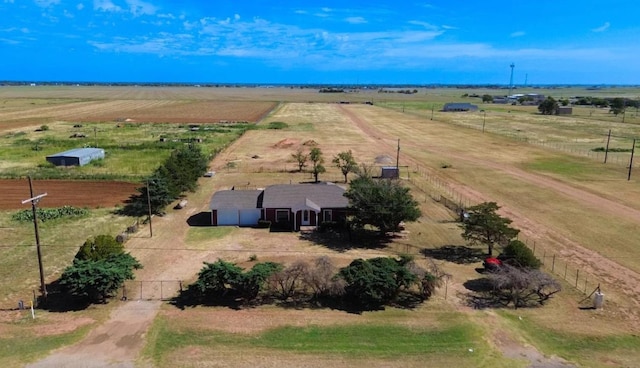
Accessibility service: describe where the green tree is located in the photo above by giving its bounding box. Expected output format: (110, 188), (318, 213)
(338, 256), (416, 309)
(75, 235), (124, 261)
(500, 240), (541, 269)
(610, 98), (626, 116)
(236, 262), (283, 301)
(332, 150), (358, 183)
(59, 253), (142, 303)
(538, 97), (559, 115)
(482, 94), (493, 103)
(193, 259), (244, 298)
(309, 147), (326, 183)
(344, 175), (421, 234)
(120, 171), (174, 216)
(161, 145), (209, 196)
(291, 148), (308, 172)
(460, 202), (519, 256)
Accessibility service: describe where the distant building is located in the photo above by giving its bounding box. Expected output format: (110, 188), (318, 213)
(442, 103), (479, 112)
(492, 96), (508, 104)
(557, 106), (573, 115)
(46, 148), (105, 166)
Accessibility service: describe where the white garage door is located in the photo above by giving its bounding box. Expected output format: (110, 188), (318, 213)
(216, 209), (239, 226)
(239, 209), (261, 226)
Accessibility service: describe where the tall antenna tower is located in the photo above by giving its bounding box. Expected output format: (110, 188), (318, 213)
(508, 63), (515, 96)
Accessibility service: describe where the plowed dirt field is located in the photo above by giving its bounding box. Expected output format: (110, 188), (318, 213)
(0, 179), (138, 209)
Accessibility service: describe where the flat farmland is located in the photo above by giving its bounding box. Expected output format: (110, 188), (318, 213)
(0, 100), (277, 130)
(0, 179), (138, 209)
(4, 87), (640, 368)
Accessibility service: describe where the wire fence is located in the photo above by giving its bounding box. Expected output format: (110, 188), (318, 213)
(407, 162), (601, 297)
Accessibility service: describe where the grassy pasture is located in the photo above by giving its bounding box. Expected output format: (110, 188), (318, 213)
(0, 121), (253, 179)
(143, 307), (500, 368)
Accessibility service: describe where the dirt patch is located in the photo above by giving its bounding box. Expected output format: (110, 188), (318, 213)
(273, 138), (297, 148)
(0, 179), (138, 209)
(32, 316), (95, 337)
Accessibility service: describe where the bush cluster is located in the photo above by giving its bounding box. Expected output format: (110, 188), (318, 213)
(58, 234), (142, 305)
(179, 256), (443, 311)
(12, 205), (89, 223)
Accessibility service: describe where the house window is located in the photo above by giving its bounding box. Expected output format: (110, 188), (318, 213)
(323, 209), (333, 222)
(276, 210), (289, 223)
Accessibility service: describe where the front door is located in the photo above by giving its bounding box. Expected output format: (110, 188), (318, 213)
(301, 210), (311, 226)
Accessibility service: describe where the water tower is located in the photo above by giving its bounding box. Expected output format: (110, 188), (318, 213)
(508, 63), (515, 97)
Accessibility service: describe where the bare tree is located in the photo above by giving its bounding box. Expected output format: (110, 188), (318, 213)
(303, 256), (345, 298)
(268, 260), (309, 300)
(487, 265), (561, 308)
(291, 148), (308, 172)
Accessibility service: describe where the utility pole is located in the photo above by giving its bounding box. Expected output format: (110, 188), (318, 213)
(395, 139), (400, 179)
(146, 180), (153, 237)
(628, 138), (636, 181)
(482, 110), (486, 133)
(22, 177), (48, 302)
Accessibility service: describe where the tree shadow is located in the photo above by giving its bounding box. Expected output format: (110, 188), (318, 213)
(421, 245), (485, 264)
(36, 280), (92, 312)
(187, 212), (212, 227)
(299, 228), (390, 252)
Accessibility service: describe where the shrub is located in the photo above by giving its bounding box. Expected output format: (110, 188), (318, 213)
(267, 121), (288, 130)
(257, 220), (271, 229)
(12, 206), (89, 223)
(75, 234), (124, 261)
(500, 240), (541, 269)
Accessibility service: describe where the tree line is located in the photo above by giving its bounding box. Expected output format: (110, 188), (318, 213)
(176, 255), (444, 311)
(119, 144), (209, 216)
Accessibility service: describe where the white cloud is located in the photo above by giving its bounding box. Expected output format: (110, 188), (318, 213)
(510, 31), (525, 37)
(34, 0), (60, 7)
(4, 0), (15, 3)
(321, 7), (331, 12)
(126, 0), (157, 16)
(345, 16), (366, 24)
(294, 10), (307, 15)
(234, 14), (240, 21)
(0, 38), (19, 44)
(441, 25), (457, 30)
(94, 0), (122, 12)
(76, 3), (84, 10)
(408, 21), (438, 30)
(592, 22), (610, 32)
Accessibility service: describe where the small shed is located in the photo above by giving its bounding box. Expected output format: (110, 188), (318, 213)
(442, 103), (479, 112)
(557, 106), (573, 115)
(46, 148), (105, 167)
(380, 166), (399, 179)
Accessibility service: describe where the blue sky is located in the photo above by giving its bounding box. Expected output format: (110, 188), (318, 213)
(1, 0), (639, 84)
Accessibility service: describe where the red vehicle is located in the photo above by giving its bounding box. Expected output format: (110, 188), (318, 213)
(483, 257), (503, 271)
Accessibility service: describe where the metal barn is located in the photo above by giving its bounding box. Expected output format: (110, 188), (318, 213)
(46, 148), (105, 166)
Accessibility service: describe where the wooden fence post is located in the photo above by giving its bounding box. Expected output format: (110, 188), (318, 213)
(575, 270), (580, 288)
(552, 254), (556, 273)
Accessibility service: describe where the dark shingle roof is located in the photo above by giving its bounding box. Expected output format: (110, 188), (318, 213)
(210, 190), (263, 209)
(262, 183), (347, 209)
